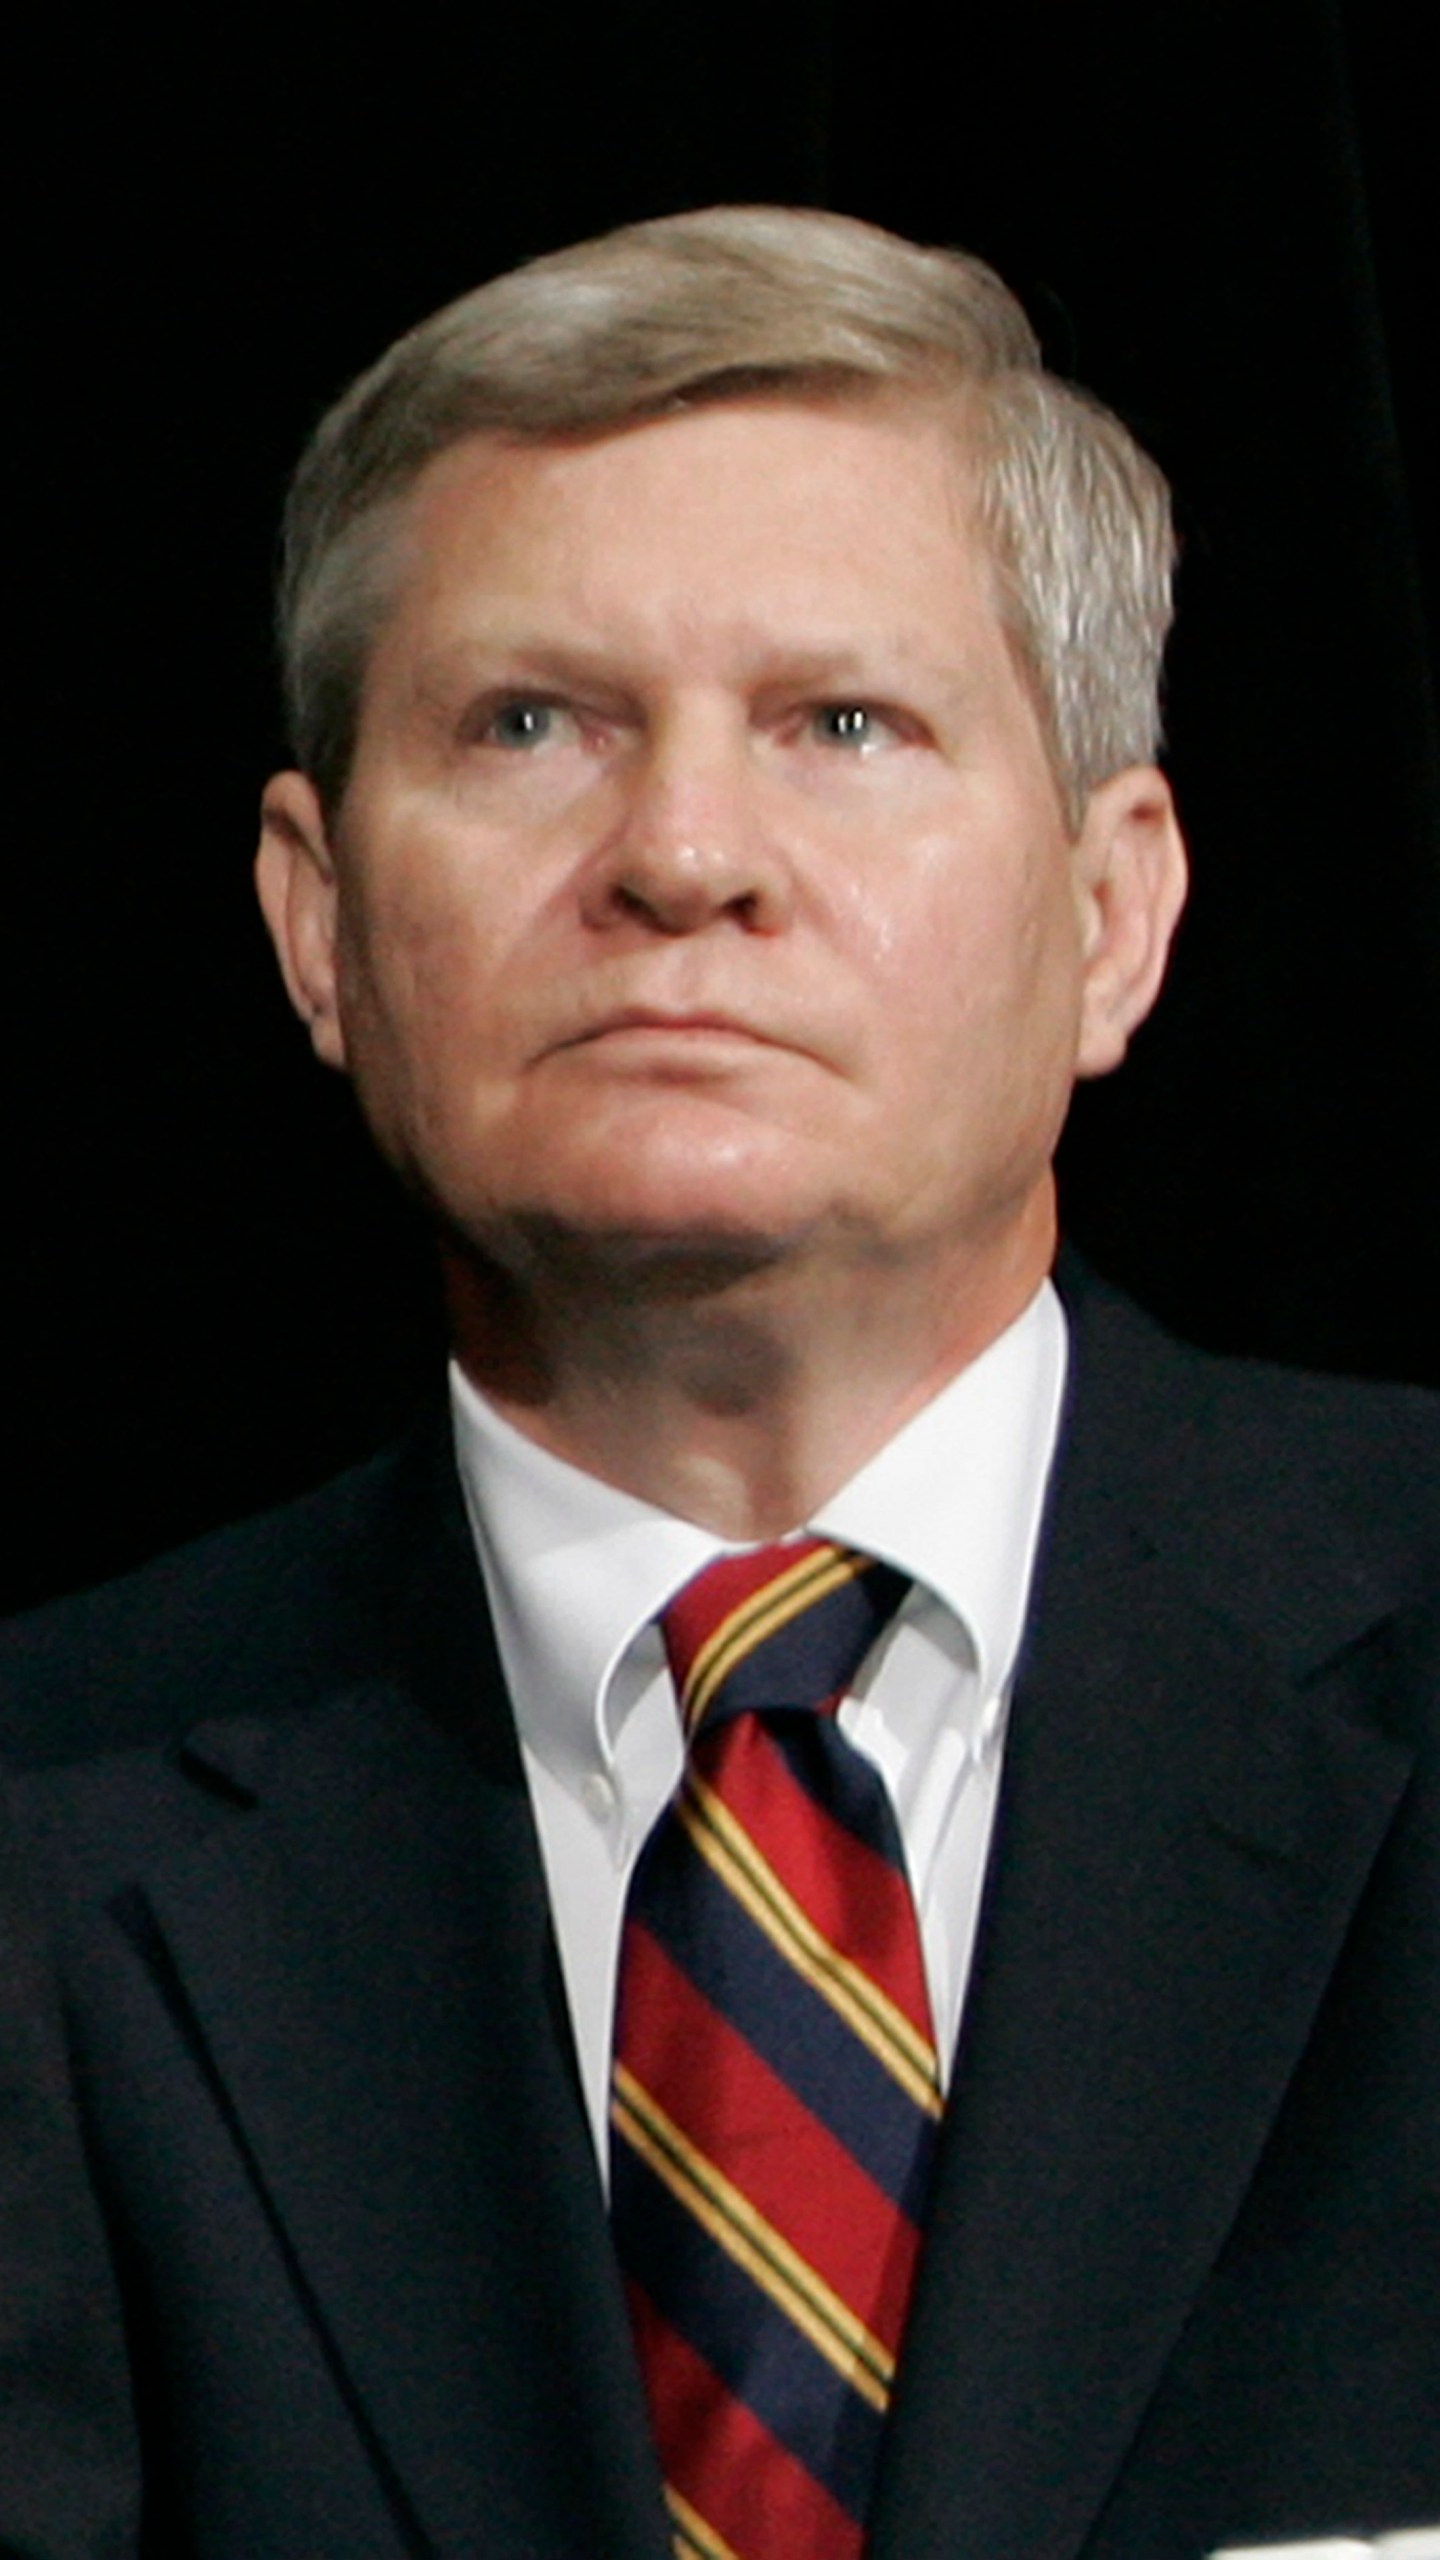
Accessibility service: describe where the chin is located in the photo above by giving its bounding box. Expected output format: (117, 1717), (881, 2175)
(418, 1112), (855, 1290)
(508, 1123), (825, 1231)
(501, 1203), (803, 1294)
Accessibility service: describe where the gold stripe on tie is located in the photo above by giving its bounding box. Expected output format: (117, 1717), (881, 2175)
(665, 2483), (747, 2560)
(680, 1547), (875, 1732)
(612, 2064), (895, 2409)
(679, 1772), (944, 2116)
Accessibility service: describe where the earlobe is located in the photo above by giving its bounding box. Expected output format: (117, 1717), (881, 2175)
(1072, 766), (1188, 1079)
(255, 772), (349, 1071)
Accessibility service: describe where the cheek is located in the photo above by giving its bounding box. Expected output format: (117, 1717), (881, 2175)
(844, 830), (1056, 1013)
(819, 832), (974, 990)
(339, 823), (520, 1017)
(330, 857), (511, 1136)
(872, 844), (1087, 1117)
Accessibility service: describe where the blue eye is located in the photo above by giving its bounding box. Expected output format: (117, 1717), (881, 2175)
(490, 700), (556, 748)
(816, 704), (881, 747)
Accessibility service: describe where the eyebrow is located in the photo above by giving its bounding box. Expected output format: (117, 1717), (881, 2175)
(405, 626), (972, 706)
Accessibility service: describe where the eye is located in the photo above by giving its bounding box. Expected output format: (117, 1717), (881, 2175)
(811, 703), (892, 751)
(483, 698), (567, 749)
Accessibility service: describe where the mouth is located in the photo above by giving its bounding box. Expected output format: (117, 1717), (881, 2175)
(539, 1009), (822, 1105)
(560, 1006), (786, 1054)
(534, 981), (839, 1084)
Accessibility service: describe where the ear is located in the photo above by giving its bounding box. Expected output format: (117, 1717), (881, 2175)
(255, 771), (349, 1071)
(1071, 765), (1188, 1079)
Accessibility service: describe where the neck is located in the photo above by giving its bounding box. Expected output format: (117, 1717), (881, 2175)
(443, 1193), (1056, 1540)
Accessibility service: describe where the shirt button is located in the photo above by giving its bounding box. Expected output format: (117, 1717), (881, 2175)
(581, 1771), (618, 1823)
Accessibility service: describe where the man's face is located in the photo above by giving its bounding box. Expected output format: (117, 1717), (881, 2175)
(260, 396), (1181, 1310)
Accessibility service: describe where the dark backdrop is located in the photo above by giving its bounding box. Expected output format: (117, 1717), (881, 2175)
(6, 0), (1437, 1613)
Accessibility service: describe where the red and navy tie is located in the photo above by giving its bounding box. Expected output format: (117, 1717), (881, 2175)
(610, 1539), (943, 2560)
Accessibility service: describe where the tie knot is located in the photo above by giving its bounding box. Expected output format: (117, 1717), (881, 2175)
(661, 1538), (910, 1739)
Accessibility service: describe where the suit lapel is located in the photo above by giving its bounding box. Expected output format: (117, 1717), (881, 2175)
(128, 1427), (672, 2560)
(869, 1274), (1414, 2560)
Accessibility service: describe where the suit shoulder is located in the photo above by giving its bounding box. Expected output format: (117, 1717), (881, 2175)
(1066, 1259), (1440, 1522)
(1057, 1262), (1440, 1674)
(0, 1427), (450, 1771)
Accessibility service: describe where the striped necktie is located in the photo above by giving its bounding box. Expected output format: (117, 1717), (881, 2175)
(610, 1539), (943, 2560)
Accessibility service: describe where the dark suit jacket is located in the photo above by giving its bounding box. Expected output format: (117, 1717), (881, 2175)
(3, 1263), (1438, 2560)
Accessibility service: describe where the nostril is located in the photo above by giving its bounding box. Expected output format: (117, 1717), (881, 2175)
(612, 879), (702, 931)
(580, 819), (792, 936)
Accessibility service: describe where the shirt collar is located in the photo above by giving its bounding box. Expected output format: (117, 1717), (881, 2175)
(449, 1278), (1066, 1791)
(810, 1279), (1066, 1701)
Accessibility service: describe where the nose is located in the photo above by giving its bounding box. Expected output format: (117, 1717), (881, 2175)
(579, 717), (793, 936)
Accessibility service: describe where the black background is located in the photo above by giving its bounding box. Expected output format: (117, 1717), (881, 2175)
(6, 0), (1437, 1613)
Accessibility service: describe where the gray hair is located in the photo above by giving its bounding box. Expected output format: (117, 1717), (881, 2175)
(279, 204), (1175, 827)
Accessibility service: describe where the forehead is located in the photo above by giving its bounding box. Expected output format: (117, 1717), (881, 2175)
(371, 393), (1005, 677)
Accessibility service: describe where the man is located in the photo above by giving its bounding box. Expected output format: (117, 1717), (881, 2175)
(2, 206), (1436, 2560)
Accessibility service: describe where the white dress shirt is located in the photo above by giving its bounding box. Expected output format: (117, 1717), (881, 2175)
(449, 1281), (1067, 2170)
